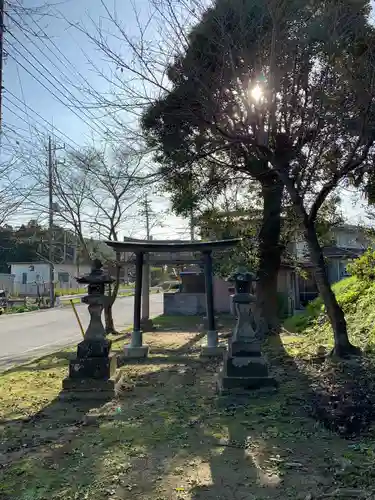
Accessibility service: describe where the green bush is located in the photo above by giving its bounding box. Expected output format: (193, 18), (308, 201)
(283, 276), (368, 334)
(306, 296), (324, 316)
(283, 312), (313, 333)
(346, 249), (375, 281)
(10, 305), (39, 314)
(338, 289), (361, 309)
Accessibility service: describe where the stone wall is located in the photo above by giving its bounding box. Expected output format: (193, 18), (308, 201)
(163, 292), (206, 315)
(163, 270), (299, 317)
(163, 276), (233, 316)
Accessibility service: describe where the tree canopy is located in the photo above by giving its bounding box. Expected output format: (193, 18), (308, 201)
(142, 0), (375, 209)
(141, 0), (375, 350)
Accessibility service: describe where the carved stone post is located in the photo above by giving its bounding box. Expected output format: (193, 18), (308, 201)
(62, 259), (118, 400)
(218, 269), (276, 393)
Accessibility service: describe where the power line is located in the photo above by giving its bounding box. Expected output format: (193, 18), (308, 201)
(0, 0), (4, 134)
(3, 124), (40, 147)
(5, 12), (113, 140)
(8, 9), (92, 99)
(13, 0), (141, 141)
(15, 59), (33, 140)
(3, 90), (82, 149)
(2, 114), (43, 152)
(12, 0), (104, 104)
(6, 45), (110, 142)
(48, 5), (134, 132)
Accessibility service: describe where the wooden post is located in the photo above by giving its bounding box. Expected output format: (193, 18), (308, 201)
(133, 251), (144, 342)
(203, 250), (217, 345)
(124, 251), (149, 358)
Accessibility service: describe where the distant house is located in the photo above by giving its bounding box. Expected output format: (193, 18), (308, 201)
(9, 261), (92, 296)
(293, 224), (373, 304)
(197, 211), (374, 307)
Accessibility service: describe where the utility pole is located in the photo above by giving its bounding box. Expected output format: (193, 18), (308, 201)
(0, 0), (5, 134)
(144, 193), (150, 240)
(190, 209), (195, 241)
(47, 136), (64, 307)
(48, 136), (55, 308)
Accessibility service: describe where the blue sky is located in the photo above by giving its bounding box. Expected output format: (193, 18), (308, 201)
(2, 0), (371, 236)
(3, 0), (190, 238)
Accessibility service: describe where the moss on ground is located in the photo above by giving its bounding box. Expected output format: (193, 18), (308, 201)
(1, 314), (375, 499)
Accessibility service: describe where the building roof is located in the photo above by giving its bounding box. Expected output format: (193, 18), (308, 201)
(7, 261), (83, 266)
(8, 261), (50, 265)
(322, 246), (366, 259)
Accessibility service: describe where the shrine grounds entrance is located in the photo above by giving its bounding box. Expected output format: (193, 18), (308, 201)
(105, 238), (240, 358)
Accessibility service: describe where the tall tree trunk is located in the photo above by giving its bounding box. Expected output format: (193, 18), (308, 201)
(305, 222), (361, 357)
(104, 259), (121, 335)
(104, 301), (116, 334)
(255, 174), (284, 336)
(104, 287), (119, 335)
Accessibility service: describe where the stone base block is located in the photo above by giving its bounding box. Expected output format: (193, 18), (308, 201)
(61, 370), (121, 401)
(123, 345), (149, 358)
(228, 340), (261, 357)
(200, 345), (226, 358)
(225, 355), (269, 378)
(218, 352), (277, 394)
(217, 372), (277, 395)
(68, 353), (117, 380)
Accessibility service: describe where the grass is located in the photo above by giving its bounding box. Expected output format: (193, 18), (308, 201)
(283, 276), (375, 356)
(2, 313), (375, 498)
(3, 304), (40, 314)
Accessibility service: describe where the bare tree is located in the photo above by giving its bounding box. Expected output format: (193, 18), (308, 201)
(26, 143), (145, 333)
(0, 130), (40, 225)
(57, 146), (145, 333)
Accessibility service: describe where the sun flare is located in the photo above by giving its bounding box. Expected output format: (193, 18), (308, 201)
(251, 84), (263, 102)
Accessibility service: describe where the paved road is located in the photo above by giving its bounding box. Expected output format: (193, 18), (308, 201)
(0, 294), (163, 372)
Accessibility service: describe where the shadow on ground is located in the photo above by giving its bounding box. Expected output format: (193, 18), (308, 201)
(2, 350), (75, 375)
(1, 316), (375, 499)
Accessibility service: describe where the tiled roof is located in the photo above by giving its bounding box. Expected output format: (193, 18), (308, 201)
(322, 246), (366, 258)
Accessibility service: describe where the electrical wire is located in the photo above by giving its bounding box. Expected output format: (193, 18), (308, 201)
(7, 5), (124, 142)
(4, 90), (83, 150)
(11, 0), (142, 144)
(6, 44), (110, 141)
(15, 61), (36, 141)
(12, 0), (105, 104)
(5, 13), (114, 139)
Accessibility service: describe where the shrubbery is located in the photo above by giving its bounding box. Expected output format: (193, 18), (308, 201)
(346, 249), (375, 281)
(10, 305), (39, 314)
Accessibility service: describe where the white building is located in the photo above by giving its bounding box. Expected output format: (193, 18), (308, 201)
(294, 224), (372, 263)
(9, 262), (91, 295)
(292, 224), (374, 304)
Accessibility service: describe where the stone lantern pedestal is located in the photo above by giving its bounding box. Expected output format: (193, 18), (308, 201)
(218, 270), (276, 394)
(61, 260), (119, 400)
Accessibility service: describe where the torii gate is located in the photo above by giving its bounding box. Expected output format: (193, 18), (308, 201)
(106, 238), (240, 357)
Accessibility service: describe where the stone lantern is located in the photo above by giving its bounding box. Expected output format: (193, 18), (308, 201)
(228, 268), (255, 316)
(62, 259), (118, 399)
(218, 268), (276, 393)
